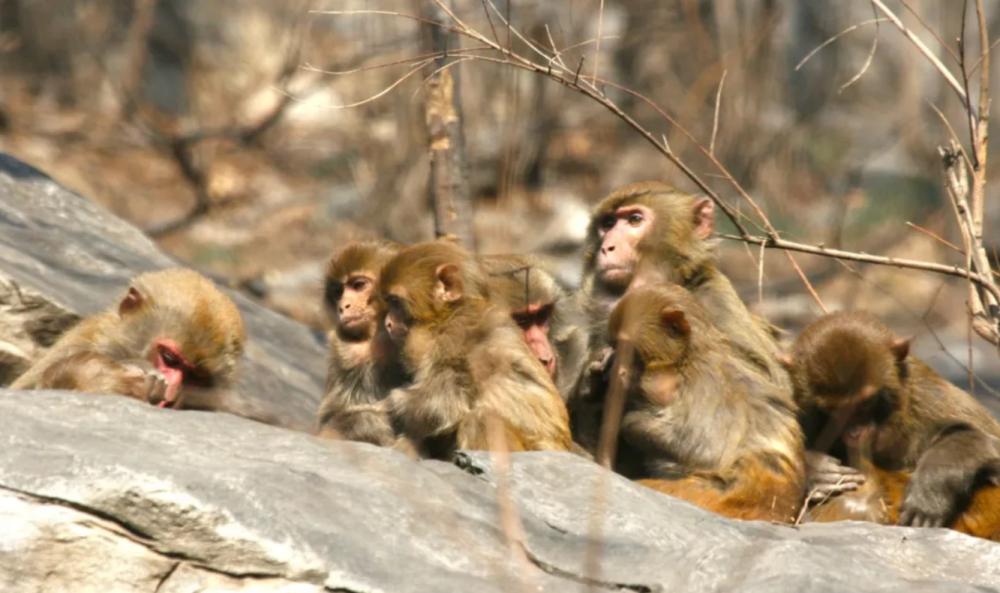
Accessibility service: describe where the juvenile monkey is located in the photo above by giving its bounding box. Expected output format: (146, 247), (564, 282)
(478, 254), (587, 401)
(378, 240), (573, 459)
(317, 239), (408, 444)
(12, 269), (245, 411)
(580, 283), (807, 523)
(789, 311), (1000, 539)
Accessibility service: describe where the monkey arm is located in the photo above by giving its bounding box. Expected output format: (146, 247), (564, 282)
(899, 425), (1000, 528)
(803, 450), (867, 504)
(19, 350), (152, 402)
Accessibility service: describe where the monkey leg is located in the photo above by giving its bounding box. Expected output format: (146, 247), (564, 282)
(638, 467), (803, 523)
(944, 485), (1000, 541)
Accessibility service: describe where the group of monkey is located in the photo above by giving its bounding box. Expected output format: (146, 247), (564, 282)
(8, 181), (1000, 541)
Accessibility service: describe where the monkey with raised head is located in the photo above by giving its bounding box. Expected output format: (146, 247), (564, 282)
(788, 311), (1000, 540)
(581, 283), (806, 522)
(378, 240), (573, 460)
(316, 239), (408, 445)
(574, 181), (862, 499)
(12, 269), (246, 413)
(478, 254), (587, 402)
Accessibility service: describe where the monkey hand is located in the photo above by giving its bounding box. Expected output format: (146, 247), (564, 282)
(898, 473), (960, 528)
(804, 451), (866, 504)
(120, 359), (171, 407)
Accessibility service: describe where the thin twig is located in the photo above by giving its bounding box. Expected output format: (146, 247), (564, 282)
(794, 19), (888, 72)
(869, 0), (976, 121)
(899, 0), (961, 64)
(709, 70), (727, 156)
(839, 4), (880, 92)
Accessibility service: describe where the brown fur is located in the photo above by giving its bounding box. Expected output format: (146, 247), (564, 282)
(792, 311), (1000, 540)
(578, 181), (790, 393)
(586, 283), (806, 523)
(12, 268), (245, 409)
(316, 240), (407, 445)
(378, 240), (573, 459)
(478, 254), (588, 401)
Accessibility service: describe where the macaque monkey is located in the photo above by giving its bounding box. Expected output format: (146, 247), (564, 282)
(478, 254), (587, 401)
(788, 311), (1000, 540)
(378, 240), (573, 460)
(574, 181), (860, 497)
(317, 239), (408, 444)
(579, 283), (806, 523)
(12, 269), (245, 411)
(579, 181), (789, 390)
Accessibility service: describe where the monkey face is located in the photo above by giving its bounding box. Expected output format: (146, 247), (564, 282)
(513, 303), (557, 378)
(595, 204), (653, 290)
(328, 274), (378, 339)
(383, 293), (412, 344)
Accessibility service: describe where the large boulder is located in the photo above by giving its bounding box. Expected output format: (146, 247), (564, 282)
(0, 153), (325, 431)
(0, 390), (998, 593)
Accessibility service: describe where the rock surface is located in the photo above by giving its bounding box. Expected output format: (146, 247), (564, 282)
(0, 390), (999, 593)
(0, 153), (325, 431)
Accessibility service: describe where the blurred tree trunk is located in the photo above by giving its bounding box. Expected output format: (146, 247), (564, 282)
(421, 1), (476, 252)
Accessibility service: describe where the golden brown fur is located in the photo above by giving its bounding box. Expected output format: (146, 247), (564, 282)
(317, 240), (407, 444)
(378, 240), (573, 459)
(578, 182), (791, 393)
(12, 269), (245, 410)
(580, 283), (806, 523)
(478, 253), (588, 401)
(792, 311), (1000, 540)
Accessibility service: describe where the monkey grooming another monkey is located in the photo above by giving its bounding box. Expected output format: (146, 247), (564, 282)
(479, 254), (588, 401)
(789, 311), (1000, 539)
(378, 240), (574, 460)
(584, 283), (807, 523)
(317, 239), (408, 444)
(12, 269), (245, 412)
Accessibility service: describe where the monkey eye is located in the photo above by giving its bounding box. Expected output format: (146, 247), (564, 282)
(512, 314), (532, 329)
(160, 347), (185, 369)
(599, 215), (616, 231)
(627, 212), (644, 225)
(349, 277), (371, 292)
(324, 281), (344, 304)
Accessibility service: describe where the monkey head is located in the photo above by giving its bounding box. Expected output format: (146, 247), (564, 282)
(609, 283), (709, 368)
(324, 240), (401, 341)
(788, 311), (911, 453)
(104, 268), (246, 407)
(480, 254), (559, 378)
(584, 182), (716, 296)
(378, 240), (490, 354)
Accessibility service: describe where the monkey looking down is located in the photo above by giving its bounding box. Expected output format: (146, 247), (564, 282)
(789, 310), (1000, 538)
(12, 268), (245, 411)
(317, 239), (408, 444)
(479, 253), (588, 402)
(377, 240), (573, 459)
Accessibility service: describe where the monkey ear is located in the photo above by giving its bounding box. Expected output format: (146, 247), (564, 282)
(119, 286), (145, 316)
(777, 353), (794, 370)
(660, 307), (690, 337)
(434, 264), (464, 303)
(692, 198), (715, 240)
(890, 337), (911, 362)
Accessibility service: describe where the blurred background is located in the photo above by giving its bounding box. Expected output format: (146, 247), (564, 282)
(1, 0), (999, 404)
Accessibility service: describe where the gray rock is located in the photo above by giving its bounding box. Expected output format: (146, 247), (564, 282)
(0, 153), (324, 431)
(0, 391), (999, 593)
